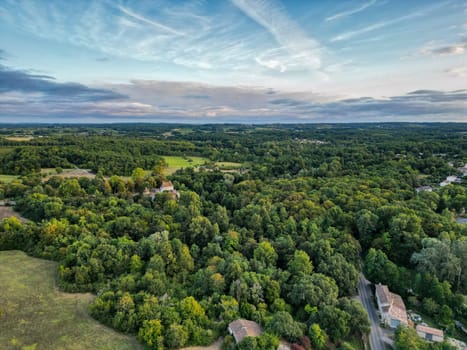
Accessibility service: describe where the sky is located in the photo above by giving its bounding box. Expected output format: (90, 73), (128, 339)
(0, 0), (466, 123)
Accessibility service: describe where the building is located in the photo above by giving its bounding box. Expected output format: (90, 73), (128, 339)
(228, 319), (262, 343)
(160, 181), (175, 192)
(375, 283), (409, 328)
(416, 325), (444, 342)
(459, 164), (467, 176)
(440, 176), (462, 186)
(415, 186), (433, 193)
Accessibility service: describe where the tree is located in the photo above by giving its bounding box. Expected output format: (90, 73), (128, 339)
(338, 298), (370, 335)
(287, 250), (313, 277)
(316, 305), (350, 342)
(288, 273), (338, 308)
(394, 326), (425, 350)
(164, 323), (188, 349)
(253, 241), (278, 269)
(308, 323), (327, 350)
(138, 319), (164, 350)
(266, 311), (304, 342)
(318, 253), (359, 296)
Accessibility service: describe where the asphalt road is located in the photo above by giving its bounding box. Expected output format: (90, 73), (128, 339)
(358, 274), (388, 350)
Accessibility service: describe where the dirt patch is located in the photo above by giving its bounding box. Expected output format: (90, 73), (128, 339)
(0, 206), (29, 223)
(42, 168), (96, 182)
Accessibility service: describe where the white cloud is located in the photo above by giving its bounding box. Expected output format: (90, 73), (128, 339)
(445, 66), (467, 77)
(325, 0), (376, 22)
(230, 0), (322, 71)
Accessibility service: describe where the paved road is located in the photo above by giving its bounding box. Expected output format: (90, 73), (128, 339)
(358, 274), (387, 350)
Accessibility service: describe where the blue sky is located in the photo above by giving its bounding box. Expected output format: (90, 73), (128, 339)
(0, 0), (466, 123)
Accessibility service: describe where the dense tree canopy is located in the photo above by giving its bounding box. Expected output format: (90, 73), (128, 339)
(0, 123), (466, 349)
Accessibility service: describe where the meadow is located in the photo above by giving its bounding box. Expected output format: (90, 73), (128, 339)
(0, 251), (142, 350)
(163, 156), (208, 175)
(0, 175), (18, 183)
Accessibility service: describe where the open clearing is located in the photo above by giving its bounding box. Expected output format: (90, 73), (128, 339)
(0, 175), (19, 183)
(4, 136), (34, 142)
(0, 206), (28, 223)
(163, 156), (208, 175)
(41, 168), (96, 181)
(0, 250), (142, 350)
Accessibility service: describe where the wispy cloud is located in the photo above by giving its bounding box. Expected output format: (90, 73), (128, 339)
(230, 0), (322, 72)
(331, 12), (421, 42)
(330, 2), (447, 42)
(116, 5), (185, 36)
(325, 0), (376, 22)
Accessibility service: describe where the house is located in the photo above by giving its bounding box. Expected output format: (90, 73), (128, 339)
(416, 186), (433, 193)
(416, 325), (444, 342)
(228, 319), (262, 343)
(160, 181), (174, 192)
(375, 283), (409, 328)
(440, 176), (462, 187)
(459, 164), (467, 176)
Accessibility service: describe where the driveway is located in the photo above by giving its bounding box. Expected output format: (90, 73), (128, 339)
(358, 274), (393, 350)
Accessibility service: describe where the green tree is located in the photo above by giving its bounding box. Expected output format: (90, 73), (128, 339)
(308, 323), (327, 350)
(138, 319), (164, 350)
(266, 311), (304, 342)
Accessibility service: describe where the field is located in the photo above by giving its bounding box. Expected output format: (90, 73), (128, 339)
(0, 175), (19, 183)
(4, 136), (34, 142)
(0, 250), (142, 350)
(0, 147), (14, 155)
(163, 156), (208, 175)
(41, 168), (96, 181)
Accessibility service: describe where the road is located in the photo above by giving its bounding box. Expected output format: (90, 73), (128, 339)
(358, 273), (388, 350)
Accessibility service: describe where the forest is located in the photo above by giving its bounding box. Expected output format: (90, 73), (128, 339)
(0, 123), (466, 350)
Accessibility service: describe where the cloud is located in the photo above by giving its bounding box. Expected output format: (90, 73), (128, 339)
(183, 95), (210, 99)
(230, 0), (322, 71)
(266, 90), (467, 121)
(0, 63), (126, 102)
(115, 5), (185, 36)
(445, 67), (467, 77)
(331, 2), (447, 42)
(325, 0), (376, 22)
(1, 71), (465, 122)
(425, 43), (467, 55)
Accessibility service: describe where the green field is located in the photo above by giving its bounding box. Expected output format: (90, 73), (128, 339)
(0, 250), (142, 350)
(0, 147), (14, 155)
(0, 175), (19, 183)
(163, 156), (208, 175)
(214, 162), (242, 169)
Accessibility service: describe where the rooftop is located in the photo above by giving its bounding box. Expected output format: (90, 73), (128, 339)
(416, 325), (444, 338)
(228, 319), (262, 343)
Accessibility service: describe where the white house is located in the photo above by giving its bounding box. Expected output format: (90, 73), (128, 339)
(375, 283), (409, 328)
(160, 181), (175, 192)
(416, 325), (444, 342)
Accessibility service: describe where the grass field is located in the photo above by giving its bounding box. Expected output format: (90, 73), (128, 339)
(163, 156), (208, 175)
(41, 168), (95, 181)
(214, 162), (242, 169)
(0, 147), (14, 155)
(0, 250), (142, 350)
(4, 136), (34, 142)
(0, 175), (19, 183)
